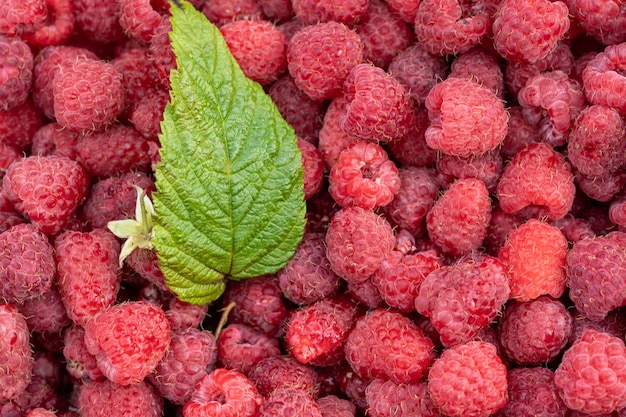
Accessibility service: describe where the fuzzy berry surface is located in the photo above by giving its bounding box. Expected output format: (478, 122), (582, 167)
(0, 303), (33, 401)
(217, 323), (281, 374)
(247, 354), (320, 397)
(503, 367), (568, 417)
(77, 379), (163, 417)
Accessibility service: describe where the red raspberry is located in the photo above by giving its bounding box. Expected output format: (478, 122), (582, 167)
(291, 0), (369, 25)
(500, 105), (542, 160)
(128, 87), (169, 139)
(0, 99), (44, 151)
(164, 297), (209, 331)
(277, 232), (342, 306)
(415, 255), (510, 347)
(287, 21), (364, 101)
(414, 0), (492, 56)
(257, 0), (292, 22)
(62, 324), (104, 381)
(346, 277), (384, 309)
(318, 395), (356, 417)
(386, 0), (421, 23)
(126, 248), (169, 293)
(499, 296), (573, 365)
(503, 367), (568, 417)
(217, 323), (281, 374)
(2, 155), (90, 235)
(344, 308), (435, 384)
(148, 16), (175, 87)
(325, 206), (395, 284)
(0, 223), (55, 303)
(0, 303), (34, 401)
(428, 341), (508, 417)
(72, 0), (125, 44)
(551, 213), (596, 244)
(77, 379), (163, 417)
(0, 0), (47, 37)
(201, 0), (263, 27)
(336, 365), (369, 410)
(610, 190), (626, 229)
(425, 77), (508, 157)
(54, 229), (121, 325)
(386, 108), (437, 168)
(496, 142), (575, 220)
(258, 387), (322, 417)
(118, 0), (163, 42)
(18, 287), (71, 333)
(318, 94), (364, 170)
(341, 63), (416, 143)
(0, 209), (23, 236)
(575, 169), (626, 203)
(298, 138), (324, 200)
(248, 355), (320, 397)
(31, 122), (80, 160)
(328, 141), (400, 210)
(566, 232), (626, 321)
(582, 43), (626, 114)
(27, 408), (57, 417)
(365, 380), (440, 417)
(436, 150), (504, 192)
(112, 46), (161, 106)
(569, 309), (626, 345)
(568, 0), (626, 46)
(493, 0), (570, 63)
(84, 301), (170, 386)
(23, 0), (75, 47)
(449, 47), (504, 98)
(1, 376), (57, 416)
(498, 218), (569, 301)
(285, 296), (359, 366)
(426, 178), (492, 256)
(554, 328), (626, 415)
(0, 35), (34, 112)
(148, 328), (217, 405)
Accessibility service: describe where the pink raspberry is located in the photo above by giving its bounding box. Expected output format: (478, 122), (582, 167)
(436, 150), (504, 192)
(554, 328), (626, 415)
(1, 375), (57, 416)
(568, 0), (626, 45)
(328, 141), (400, 210)
(0, 35), (34, 112)
(500, 105), (542, 160)
(551, 213), (596, 244)
(496, 142), (575, 220)
(503, 367), (568, 417)
(291, 0), (369, 25)
(610, 190), (626, 229)
(164, 298), (209, 331)
(216, 323), (281, 374)
(0, 303), (34, 401)
(424, 77), (508, 157)
(201, 0), (263, 27)
(449, 47), (504, 98)
(298, 138), (324, 200)
(128, 87), (169, 139)
(23, 0), (75, 47)
(318, 395), (356, 417)
(72, 0), (125, 44)
(493, 0), (570, 63)
(345, 277), (384, 309)
(77, 379), (163, 417)
(415, 255), (510, 347)
(428, 341), (508, 417)
(31, 122), (80, 160)
(386, 0), (421, 23)
(386, 108), (437, 168)
(337, 365), (369, 410)
(325, 206), (396, 284)
(27, 408), (57, 417)
(287, 21), (364, 101)
(248, 355), (320, 397)
(62, 324), (104, 381)
(117, 0), (163, 42)
(0, 99), (43, 151)
(18, 287), (70, 333)
(0, 0), (47, 37)
(498, 218), (569, 301)
(582, 43), (626, 114)
(258, 387), (322, 417)
(318, 94), (364, 170)
(344, 308), (435, 384)
(365, 380), (440, 417)
(575, 169), (626, 203)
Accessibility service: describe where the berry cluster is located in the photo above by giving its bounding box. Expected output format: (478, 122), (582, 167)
(2, 0), (626, 416)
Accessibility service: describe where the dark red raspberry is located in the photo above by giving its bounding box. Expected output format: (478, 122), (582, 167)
(551, 213), (596, 244)
(428, 341), (508, 417)
(344, 308), (435, 384)
(128, 87), (169, 139)
(318, 94), (364, 170)
(217, 323), (281, 374)
(31, 122), (80, 160)
(23, 0), (75, 47)
(365, 380), (440, 417)
(201, 0), (263, 27)
(62, 324), (103, 381)
(18, 287), (71, 333)
(258, 387), (322, 417)
(568, 0), (626, 45)
(0, 303), (34, 401)
(0, 35), (34, 112)
(291, 0), (369, 25)
(0, 99), (44, 151)
(436, 150), (503, 192)
(248, 355), (320, 397)
(610, 190), (626, 229)
(582, 43), (626, 114)
(386, 108), (438, 168)
(449, 47), (504, 98)
(0, 0), (47, 37)
(569, 309), (626, 345)
(336, 365), (369, 410)
(72, 0), (125, 44)
(500, 105), (542, 160)
(346, 277), (384, 309)
(503, 367), (568, 417)
(118, 0), (163, 42)
(415, 255), (510, 347)
(126, 248), (168, 293)
(112, 46), (161, 106)
(147, 16), (175, 87)
(575, 169), (626, 203)
(257, 0), (292, 22)
(77, 379), (163, 417)
(298, 138), (324, 200)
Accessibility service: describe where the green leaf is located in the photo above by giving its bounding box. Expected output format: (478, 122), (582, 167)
(153, 0), (306, 305)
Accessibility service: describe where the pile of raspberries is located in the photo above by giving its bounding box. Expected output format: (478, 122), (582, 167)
(2, 0), (626, 416)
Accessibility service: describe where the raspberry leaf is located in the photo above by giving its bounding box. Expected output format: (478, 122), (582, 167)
(153, 0), (305, 304)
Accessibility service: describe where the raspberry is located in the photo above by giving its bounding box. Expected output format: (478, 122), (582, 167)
(344, 308), (435, 384)
(164, 297), (209, 331)
(285, 296), (359, 366)
(496, 142), (575, 220)
(148, 16), (175, 87)
(426, 178), (492, 256)
(500, 105), (542, 160)
(0, 303), (34, 401)
(23, 0), (75, 47)
(62, 324), (104, 381)
(424, 77), (508, 157)
(449, 47), (504, 98)
(575, 169), (626, 203)
(258, 387), (322, 417)
(582, 43), (626, 114)
(77, 379), (163, 417)
(318, 94), (364, 170)
(3, 155), (90, 235)
(277, 232), (342, 306)
(248, 355), (320, 397)
(118, 0), (163, 42)
(484, 207), (521, 254)
(18, 287), (71, 333)
(569, 309), (626, 345)
(503, 367), (568, 417)
(54, 229), (121, 325)
(84, 301), (170, 386)
(0, 35), (34, 112)
(493, 0), (570, 63)
(415, 255), (510, 347)
(566, 232), (626, 321)
(0, 99), (44, 151)
(414, 0), (492, 56)
(346, 277), (385, 309)
(328, 141), (400, 210)
(568, 0), (626, 45)
(0, 376), (58, 417)
(257, 0), (292, 22)
(291, 0), (369, 25)
(610, 190), (626, 229)
(325, 206), (395, 284)
(298, 138), (324, 200)
(72, 0), (125, 44)
(436, 150), (504, 192)
(386, 0), (421, 23)
(317, 395), (356, 417)
(126, 248), (169, 292)
(365, 380), (439, 417)
(427, 341), (508, 417)
(31, 122), (80, 160)
(0, 223), (55, 303)
(386, 109), (437, 168)
(0, 0), (47, 37)
(201, 0), (263, 27)
(551, 213), (596, 244)
(341, 63), (416, 143)
(499, 296), (573, 365)
(128, 87), (169, 139)
(148, 328), (217, 405)
(498, 218), (569, 301)
(554, 328), (626, 415)
(217, 323), (281, 374)
(336, 365), (369, 410)
(287, 21), (364, 101)
(27, 408), (57, 417)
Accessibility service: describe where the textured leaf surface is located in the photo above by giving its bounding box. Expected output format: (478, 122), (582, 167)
(153, 0), (305, 304)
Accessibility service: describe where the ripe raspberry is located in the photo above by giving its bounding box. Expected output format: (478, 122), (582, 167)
(285, 296), (359, 366)
(496, 142), (575, 220)
(415, 255), (510, 347)
(148, 16), (175, 87)
(344, 308), (434, 384)
(325, 206), (395, 284)
(118, 0), (162, 42)
(18, 287), (71, 333)
(23, 0), (75, 47)
(0, 35), (34, 112)
(436, 150), (504, 192)
(258, 387), (322, 417)
(248, 355), (320, 397)
(148, 328), (217, 405)
(2, 155), (90, 235)
(291, 0), (369, 25)
(503, 367), (568, 417)
(449, 47), (504, 98)
(0, 376), (57, 417)
(610, 190), (626, 229)
(575, 169), (626, 203)
(112, 46), (162, 106)
(0, 303), (34, 401)
(0, 209), (23, 236)
(54, 229), (121, 325)
(551, 213), (595, 244)
(328, 141), (400, 210)
(569, 309), (626, 345)
(426, 178), (492, 256)
(217, 323), (281, 374)
(77, 379), (163, 417)
(425, 77), (508, 157)
(318, 94), (364, 170)
(346, 277), (385, 309)
(0, 99), (44, 151)
(386, 0), (421, 23)
(298, 138), (324, 200)
(341, 63), (416, 143)
(257, 0), (292, 22)
(317, 395), (356, 417)
(568, 0), (626, 45)
(287, 21), (364, 101)
(336, 365), (369, 410)
(72, 0), (125, 44)
(365, 380), (439, 417)
(554, 328), (626, 415)
(493, 0), (570, 63)
(27, 408), (56, 417)
(498, 218), (569, 301)
(201, 0), (263, 27)
(62, 324), (104, 381)
(0, 0), (47, 37)
(566, 232), (626, 321)
(500, 105), (542, 160)
(386, 108), (437, 168)
(31, 122), (80, 160)
(582, 43), (626, 114)
(277, 232), (342, 306)
(164, 297), (209, 331)
(428, 341), (508, 417)
(126, 248), (169, 292)
(414, 0), (491, 56)
(128, 87), (169, 139)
